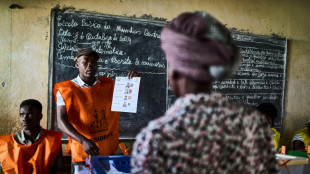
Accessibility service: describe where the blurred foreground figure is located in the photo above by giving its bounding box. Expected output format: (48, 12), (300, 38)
(131, 11), (279, 174)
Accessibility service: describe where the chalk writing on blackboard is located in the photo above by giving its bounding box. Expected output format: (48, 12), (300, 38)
(49, 10), (167, 139)
(212, 33), (287, 130)
(167, 33), (287, 132)
(49, 10), (287, 138)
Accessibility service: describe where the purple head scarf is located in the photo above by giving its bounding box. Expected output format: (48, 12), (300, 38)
(160, 12), (240, 82)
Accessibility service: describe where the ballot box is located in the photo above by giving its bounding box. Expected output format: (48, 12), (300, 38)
(85, 155), (131, 174)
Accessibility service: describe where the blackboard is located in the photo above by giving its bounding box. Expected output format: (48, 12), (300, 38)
(219, 33), (287, 132)
(48, 10), (167, 139)
(167, 33), (287, 132)
(48, 10), (287, 139)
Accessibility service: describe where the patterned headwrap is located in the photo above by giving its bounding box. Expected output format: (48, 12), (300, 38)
(161, 12), (241, 82)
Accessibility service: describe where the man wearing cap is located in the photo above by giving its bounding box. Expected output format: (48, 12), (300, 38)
(131, 12), (278, 173)
(53, 48), (139, 166)
(290, 120), (310, 150)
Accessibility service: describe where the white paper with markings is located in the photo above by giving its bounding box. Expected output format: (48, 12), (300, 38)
(111, 77), (141, 113)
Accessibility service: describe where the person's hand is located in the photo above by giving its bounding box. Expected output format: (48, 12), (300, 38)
(81, 138), (100, 156)
(127, 71), (140, 79)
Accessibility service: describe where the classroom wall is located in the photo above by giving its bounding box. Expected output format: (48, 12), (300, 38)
(0, 0), (309, 147)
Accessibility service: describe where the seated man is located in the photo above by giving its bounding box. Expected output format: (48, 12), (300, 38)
(290, 120), (310, 151)
(0, 99), (62, 173)
(257, 103), (280, 151)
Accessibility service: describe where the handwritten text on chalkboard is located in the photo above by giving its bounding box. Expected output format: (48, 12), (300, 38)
(49, 10), (287, 138)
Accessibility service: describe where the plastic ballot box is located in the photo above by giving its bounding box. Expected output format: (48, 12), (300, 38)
(85, 155), (131, 174)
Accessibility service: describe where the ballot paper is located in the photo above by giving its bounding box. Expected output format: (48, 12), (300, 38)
(111, 77), (141, 113)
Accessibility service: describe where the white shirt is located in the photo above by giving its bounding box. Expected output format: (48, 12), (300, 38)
(56, 75), (98, 106)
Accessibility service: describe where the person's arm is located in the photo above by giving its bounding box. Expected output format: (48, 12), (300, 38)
(57, 105), (99, 155)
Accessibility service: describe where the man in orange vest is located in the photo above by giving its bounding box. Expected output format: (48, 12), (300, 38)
(0, 99), (62, 174)
(53, 48), (139, 169)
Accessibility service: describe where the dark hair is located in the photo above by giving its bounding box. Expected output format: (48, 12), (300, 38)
(256, 103), (278, 119)
(20, 99), (42, 113)
(74, 48), (99, 62)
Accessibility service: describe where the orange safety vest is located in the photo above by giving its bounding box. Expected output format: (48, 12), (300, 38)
(0, 129), (62, 174)
(53, 77), (120, 162)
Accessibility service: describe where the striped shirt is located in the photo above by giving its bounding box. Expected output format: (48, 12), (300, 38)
(291, 133), (304, 149)
(292, 133), (304, 142)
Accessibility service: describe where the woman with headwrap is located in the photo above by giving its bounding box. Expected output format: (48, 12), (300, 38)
(131, 12), (279, 173)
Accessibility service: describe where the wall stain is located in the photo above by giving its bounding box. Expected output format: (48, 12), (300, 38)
(140, 14), (167, 22)
(9, 4), (22, 9)
(45, 32), (48, 40)
(52, 6), (168, 23)
(53, 4), (75, 11)
(271, 33), (282, 38)
(230, 27), (284, 39)
(230, 27), (250, 33)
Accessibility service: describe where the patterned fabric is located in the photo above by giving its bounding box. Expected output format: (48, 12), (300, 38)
(290, 133), (303, 150)
(14, 127), (43, 145)
(131, 93), (279, 174)
(161, 26), (232, 82)
(291, 133), (303, 142)
(290, 127), (310, 150)
(160, 12), (241, 83)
